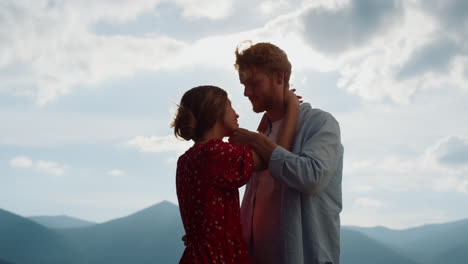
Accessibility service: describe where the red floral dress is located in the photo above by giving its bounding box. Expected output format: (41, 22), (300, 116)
(176, 139), (254, 264)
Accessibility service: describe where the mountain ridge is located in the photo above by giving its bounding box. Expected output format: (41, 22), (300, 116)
(1, 202), (467, 264)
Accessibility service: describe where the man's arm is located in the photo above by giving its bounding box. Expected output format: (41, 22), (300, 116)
(268, 112), (343, 195)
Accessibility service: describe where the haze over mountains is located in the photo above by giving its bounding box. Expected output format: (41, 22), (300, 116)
(1, 201), (467, 264)
(28, 216), (96, 229)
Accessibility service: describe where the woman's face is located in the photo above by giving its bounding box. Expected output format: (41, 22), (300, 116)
(222, 98), (239, 136)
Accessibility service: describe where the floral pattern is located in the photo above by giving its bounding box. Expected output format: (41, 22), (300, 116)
(177, 139), (254, 264)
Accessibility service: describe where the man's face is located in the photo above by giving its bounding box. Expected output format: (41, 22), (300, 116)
(239, 67), (279, 113)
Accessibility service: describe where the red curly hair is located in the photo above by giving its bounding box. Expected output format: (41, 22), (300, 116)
(234, 41), (292, 87)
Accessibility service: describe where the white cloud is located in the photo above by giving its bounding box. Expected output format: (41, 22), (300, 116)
(0, 0), (184, 105)
(300, 0), (351, 10)
(127, 135), (192, 153)
(36, 160), (67, 176)
(108, 169), (126, 176)
(10, 156), (33, 168)
(2, 0), (468, 106)
(165, 156), (178, 164)
(342, 208), (449, 229)
(0, 110), (159, 147)
(355, 197), (385, 208)
(300, 0), (404, 54)
(344, 159), (374, 174)
(174, 0), (234, 20)
(349, 185), (374, 193)
(10, 155), (67, 175)
(254, 0), (468, 104)
(344, 135), (468, 195)
(424, 135), (468, 170)
(337, 1), (468, 103)
(458, 180), (468, 194)
(259, 0), (291, 15)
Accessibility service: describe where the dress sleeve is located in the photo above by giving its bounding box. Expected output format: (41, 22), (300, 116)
(206, 141), (254, 189)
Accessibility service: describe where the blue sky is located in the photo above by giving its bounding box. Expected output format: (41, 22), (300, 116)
(1, 0), (468, 229)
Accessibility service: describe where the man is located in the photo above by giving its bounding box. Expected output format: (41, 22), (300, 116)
(229, 42), (343, 264)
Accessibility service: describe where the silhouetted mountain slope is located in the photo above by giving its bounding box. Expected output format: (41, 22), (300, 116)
(0, 258), (15, 264)
(430, 240), (468, 264)
(59, 200), (185, 264)
(347, 218), (468, 263)
(0, 209), (82, 264)
(29, 215), (96, 229)
(3, 202), (467, 264)
(341, 229), (421, 264)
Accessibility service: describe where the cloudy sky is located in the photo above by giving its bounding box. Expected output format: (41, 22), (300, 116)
(1, 0), (468, 229)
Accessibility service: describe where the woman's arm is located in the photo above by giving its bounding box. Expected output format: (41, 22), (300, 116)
(276, 89), (299, 150)
(252, 150), (266, 171)
(229, 89), (299, 165)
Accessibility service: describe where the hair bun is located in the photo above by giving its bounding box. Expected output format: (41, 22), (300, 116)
(172, 105), (197, 141)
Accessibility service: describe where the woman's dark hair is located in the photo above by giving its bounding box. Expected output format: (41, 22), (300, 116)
(172, 85), (228, 142)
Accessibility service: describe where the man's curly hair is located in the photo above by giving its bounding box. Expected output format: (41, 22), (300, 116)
(234, 41), (292, 87)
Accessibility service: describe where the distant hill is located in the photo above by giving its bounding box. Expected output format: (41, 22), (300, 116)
(0, 209), (82, 264)
(431, 240), (468, 264)
(347, 218), (468, 263)
(59, 200), (185, 264)
(2, 203), (467, 264)
(0, 258), (15, 264)
(341, 228), (421, 264)
(29, 215), (96, 229)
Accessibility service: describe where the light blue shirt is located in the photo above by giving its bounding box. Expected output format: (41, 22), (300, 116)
(241, 103), (343, 264)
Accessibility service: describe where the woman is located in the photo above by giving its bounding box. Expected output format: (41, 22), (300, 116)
(172, 85), (298, 263)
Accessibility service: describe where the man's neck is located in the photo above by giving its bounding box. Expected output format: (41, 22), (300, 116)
(266, 104), (286, 122)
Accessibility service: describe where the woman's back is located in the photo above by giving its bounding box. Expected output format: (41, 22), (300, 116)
(176, 139), (253, 264)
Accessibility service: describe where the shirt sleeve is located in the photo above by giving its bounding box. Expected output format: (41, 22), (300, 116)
(207, 141), (254, 189)
(268, 112), (343, 195)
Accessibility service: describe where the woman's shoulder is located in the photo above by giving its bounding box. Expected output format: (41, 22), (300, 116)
(200, 138), (230, 152)
(198, 139), (250, 157)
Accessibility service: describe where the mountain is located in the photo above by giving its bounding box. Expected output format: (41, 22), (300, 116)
(431, 240), (468, 264)
(341, 228), (421, 264)
(58, 200), (185, 264)
(0, 258), (15, 264)
(3, 202), (467, 264)
(0, 209), (82, 264)
(347, 218), (468, 263)
(29, 215), (96, 229)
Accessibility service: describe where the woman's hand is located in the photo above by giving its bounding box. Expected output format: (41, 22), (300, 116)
(285, 88), (302, 108)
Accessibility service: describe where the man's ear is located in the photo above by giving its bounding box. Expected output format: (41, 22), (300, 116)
(275, 72), (285, 86)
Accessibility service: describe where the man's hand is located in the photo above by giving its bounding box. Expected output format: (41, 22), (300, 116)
(229, 128), (258, 146)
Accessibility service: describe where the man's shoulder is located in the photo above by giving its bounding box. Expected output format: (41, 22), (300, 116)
(299, 103), (337, 124)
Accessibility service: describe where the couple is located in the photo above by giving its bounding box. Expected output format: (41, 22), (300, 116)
(172, 42), (343, 264)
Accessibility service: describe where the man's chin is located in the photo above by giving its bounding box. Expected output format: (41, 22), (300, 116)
(252, 105), (263, 113)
